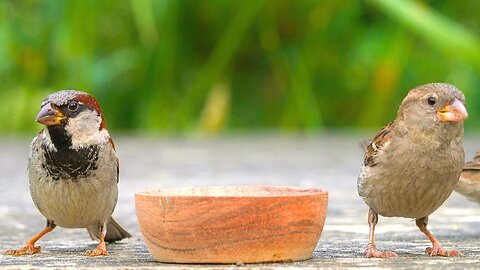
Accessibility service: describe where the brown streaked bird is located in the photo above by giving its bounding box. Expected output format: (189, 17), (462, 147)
(357, 83), (468, 258)
(5, 90), (131, 257)
(455, 151), (480, 202)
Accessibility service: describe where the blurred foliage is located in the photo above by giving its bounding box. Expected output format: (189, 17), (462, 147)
(1, 0), (480, 134)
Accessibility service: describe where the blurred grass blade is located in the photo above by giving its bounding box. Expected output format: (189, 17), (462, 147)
(360, 30), (412, 127)
(176, 0), (264, 130)
(200, 82), (231, 134)
(368, 0), (480, 72)
(283, 51), (322, 130)
(93, 48), (139, 87)
(130, 0), (159, 47)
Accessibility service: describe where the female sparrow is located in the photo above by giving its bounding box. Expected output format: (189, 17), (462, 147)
(357, 83), (468, 258)
(455, 150), (480, 202)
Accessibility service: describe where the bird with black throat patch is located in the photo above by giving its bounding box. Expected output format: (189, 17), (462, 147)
(5, 90), (131, 256)
(357, 83), (468, 258)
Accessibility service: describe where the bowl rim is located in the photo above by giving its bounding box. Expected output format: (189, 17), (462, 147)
(135, 185), (328, 198)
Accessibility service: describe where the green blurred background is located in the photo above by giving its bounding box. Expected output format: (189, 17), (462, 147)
(1, 0), (480, 135)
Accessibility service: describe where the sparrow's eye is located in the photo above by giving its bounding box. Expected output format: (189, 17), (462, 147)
(427, 96), (436, 106)
(68, 101), (79, 111)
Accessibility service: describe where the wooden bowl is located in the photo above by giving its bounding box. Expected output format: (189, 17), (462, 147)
(135, 186), (328, 264)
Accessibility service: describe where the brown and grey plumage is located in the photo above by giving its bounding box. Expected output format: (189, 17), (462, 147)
(455, 151), (480, 202)
(357, 83), (468, 258)
(5, 90), (130, 257)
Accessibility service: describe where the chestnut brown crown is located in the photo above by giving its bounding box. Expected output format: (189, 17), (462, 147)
(36, 90), (107, 130)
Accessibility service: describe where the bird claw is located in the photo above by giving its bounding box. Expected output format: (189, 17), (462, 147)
(5, 244), (41, 256)
(85, 243), (109, 256)
(425, 245), (462, 257)
(366, 246), (397, 258)
(85, 248), (109, 256)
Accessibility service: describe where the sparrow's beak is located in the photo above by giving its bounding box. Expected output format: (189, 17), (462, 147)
(36, 103), (66, 126)
(437, 98), (468, 123)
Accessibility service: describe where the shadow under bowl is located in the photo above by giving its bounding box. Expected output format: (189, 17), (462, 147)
(135, 186), (328, 264)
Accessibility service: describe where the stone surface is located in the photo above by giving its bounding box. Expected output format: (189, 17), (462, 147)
(1, 133), (480, 269)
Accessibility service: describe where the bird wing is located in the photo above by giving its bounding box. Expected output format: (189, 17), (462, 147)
(364, 122), (393, 167)
(464, 150), (480, 171)
(108, 137), (120, 183)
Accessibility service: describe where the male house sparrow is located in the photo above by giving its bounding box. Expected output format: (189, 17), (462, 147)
(357, 83), (468, 258)
(455, 151), (480, 202)
(5, 90), (130, 256)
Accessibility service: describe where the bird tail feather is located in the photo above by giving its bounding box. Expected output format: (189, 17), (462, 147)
(87, 216), (132, 243)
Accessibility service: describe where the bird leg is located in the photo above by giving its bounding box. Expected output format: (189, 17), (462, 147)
(5, 220), (56, 256)
(415, 216), (462, 257)
(365, 208), (397, 258)
(85, 223), (109, 256)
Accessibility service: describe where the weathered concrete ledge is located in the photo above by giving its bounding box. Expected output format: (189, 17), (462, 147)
(1, 135), (480, 269)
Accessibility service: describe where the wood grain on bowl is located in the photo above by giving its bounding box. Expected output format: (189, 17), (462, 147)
(135, 186), (328, 264)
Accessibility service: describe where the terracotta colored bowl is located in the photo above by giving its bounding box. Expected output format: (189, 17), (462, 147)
(135, 186), (328, 264)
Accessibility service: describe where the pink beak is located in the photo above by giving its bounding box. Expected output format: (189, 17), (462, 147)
(437, 98), (468, 123)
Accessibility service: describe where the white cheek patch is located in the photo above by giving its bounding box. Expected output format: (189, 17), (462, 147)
(65, 110), (110, 149)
